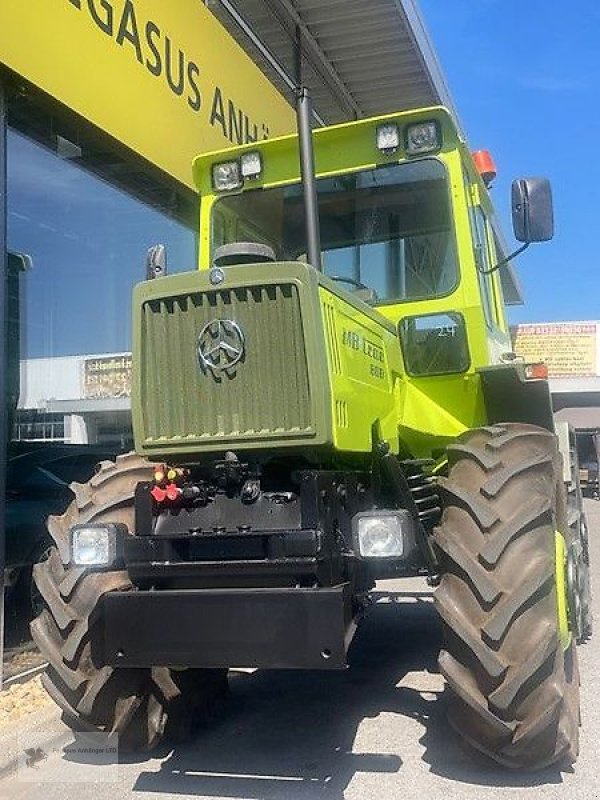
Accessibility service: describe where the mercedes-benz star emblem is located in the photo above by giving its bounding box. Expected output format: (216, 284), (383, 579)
(197, 319), (245, 373)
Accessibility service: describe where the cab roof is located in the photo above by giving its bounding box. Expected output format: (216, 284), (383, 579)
(193, 106), (522, 305)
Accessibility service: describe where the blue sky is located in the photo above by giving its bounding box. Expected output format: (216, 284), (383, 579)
(420, 0), (600, 323)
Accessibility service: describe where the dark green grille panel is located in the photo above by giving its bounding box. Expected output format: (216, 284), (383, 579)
(140, 284), (313, 446)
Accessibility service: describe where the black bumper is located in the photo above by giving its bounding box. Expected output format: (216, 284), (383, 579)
(98, 584), (356, 670)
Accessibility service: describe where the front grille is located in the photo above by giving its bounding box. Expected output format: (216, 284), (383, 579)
(139, 283), (313, 446)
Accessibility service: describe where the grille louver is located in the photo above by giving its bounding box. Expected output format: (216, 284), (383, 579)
(140, 284), (313, 446)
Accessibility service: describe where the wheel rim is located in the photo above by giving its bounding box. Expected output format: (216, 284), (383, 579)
(566, 544), (583, 641)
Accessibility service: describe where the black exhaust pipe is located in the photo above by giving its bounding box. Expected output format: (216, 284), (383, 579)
(296, 87), (322, 272)
(295, 37), (322, 272)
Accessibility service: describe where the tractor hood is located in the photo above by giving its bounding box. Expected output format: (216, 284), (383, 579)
(131, 262), (402, 460)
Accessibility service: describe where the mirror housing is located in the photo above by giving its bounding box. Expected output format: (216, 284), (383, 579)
(511, 178), (554, 243)
(146, 244), (167, 279)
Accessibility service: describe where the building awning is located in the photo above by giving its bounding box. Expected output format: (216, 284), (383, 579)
(206, 0), (457, 125)
(206, 0), (523, 304)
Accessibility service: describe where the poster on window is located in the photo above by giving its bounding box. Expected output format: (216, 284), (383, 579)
(83, 355), (132, 399)
(513, 322), (598, 378)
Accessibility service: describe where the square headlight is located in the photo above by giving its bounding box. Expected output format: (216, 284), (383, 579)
(241, 151), (263, 180)
(353, 510), (414, 559)
(376, 123), (401, 154)
(71, 523), (125, 567)
(405, 121), (441, 155)
(212, 160), (242, 192)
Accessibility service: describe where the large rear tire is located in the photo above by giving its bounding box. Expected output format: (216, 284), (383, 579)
(434, 423), (580, 770)
(31, 453), (228, 751)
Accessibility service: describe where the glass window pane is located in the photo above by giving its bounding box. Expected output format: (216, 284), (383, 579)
(463, 169), (497, 329)
(213, 159), (459, 305)
(399, 313), (470, 376)
(7, 129), (196, 449)
(473, 209), (495, 328)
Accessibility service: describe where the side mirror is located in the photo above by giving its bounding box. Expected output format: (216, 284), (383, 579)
(7, 251), (33, 276)
(146, 244), (167, 279)
(511, 178), (554, 243)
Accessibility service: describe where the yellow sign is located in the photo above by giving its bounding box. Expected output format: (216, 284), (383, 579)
(514, 322), (598, 377)
(0, 0), (295, 188)
(84, 354), (132, 398)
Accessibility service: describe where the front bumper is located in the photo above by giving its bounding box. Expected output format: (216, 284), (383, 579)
(97, 584), (356, 671)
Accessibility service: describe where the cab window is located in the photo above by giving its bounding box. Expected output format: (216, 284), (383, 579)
(212, 159), (459, 305)
(463, 170), (499, 329)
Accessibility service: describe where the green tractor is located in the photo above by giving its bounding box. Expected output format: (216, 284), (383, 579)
(32, 103), (592, 769)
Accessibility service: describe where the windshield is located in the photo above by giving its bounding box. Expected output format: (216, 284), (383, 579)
(212, 159), (458, 304)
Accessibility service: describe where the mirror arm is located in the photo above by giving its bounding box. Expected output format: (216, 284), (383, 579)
(479, 242), (530, 275)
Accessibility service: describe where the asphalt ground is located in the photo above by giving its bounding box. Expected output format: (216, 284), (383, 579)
(1, 500), (599, 800)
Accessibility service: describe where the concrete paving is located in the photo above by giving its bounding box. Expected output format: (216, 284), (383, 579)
(1, 500), (599, 800)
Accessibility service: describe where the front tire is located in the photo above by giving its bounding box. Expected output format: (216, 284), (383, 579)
(434, 423), (580, 770)
(31, 453), (228, 751)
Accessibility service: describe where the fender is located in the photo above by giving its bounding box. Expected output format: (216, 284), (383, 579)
(478, 363), (554, 432)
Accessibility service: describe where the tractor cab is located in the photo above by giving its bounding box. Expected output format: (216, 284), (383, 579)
(186, 106), (554, 455)
(195, 107), (551, 376)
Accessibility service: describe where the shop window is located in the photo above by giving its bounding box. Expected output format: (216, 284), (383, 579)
(7, 129), (196, 449)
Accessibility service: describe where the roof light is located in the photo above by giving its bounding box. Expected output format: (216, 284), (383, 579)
(241, 151), (263, 180)
(405, 121), (441, 155)
(524, 363), (549, 380)
(376, 123), (401, 154)
(212, 160), (242, 192)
